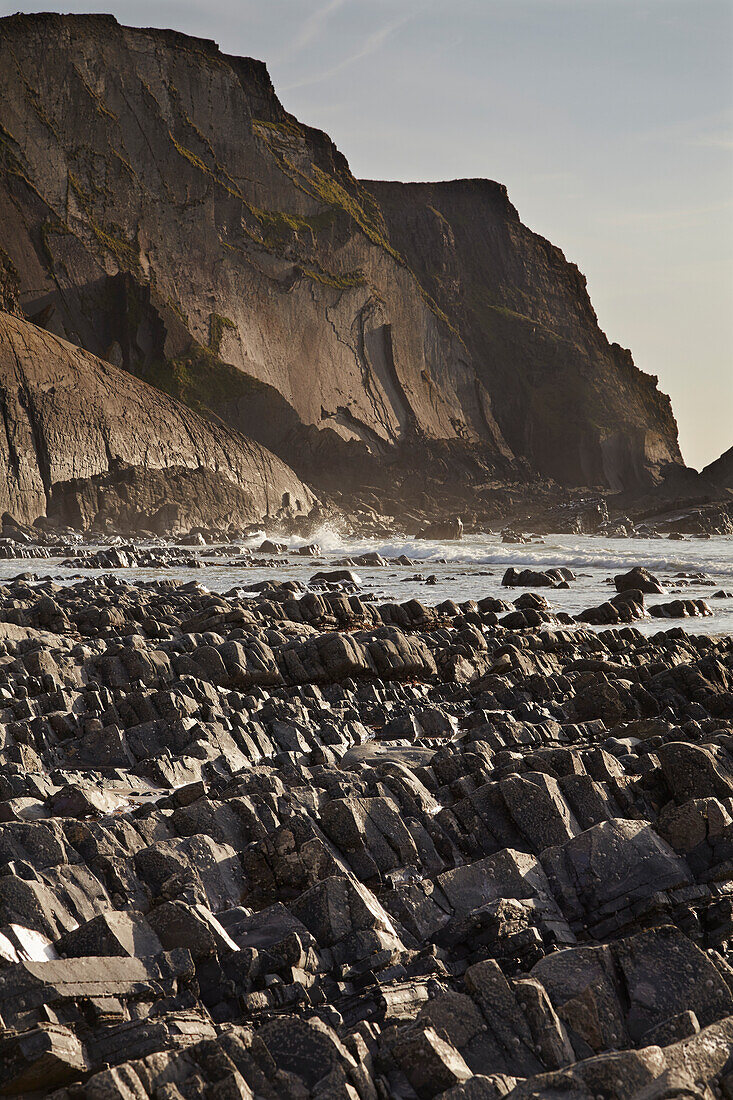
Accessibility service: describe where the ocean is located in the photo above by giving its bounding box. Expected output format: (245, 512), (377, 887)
(3, 531), (732, 637)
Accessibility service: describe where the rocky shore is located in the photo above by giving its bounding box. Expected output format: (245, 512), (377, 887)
(0, 560), (732, 1098)
(0, 11), (729, 1097)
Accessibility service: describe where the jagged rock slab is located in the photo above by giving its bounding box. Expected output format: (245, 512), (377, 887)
(0, 310), (313, 529)
(0, 570), (731, 1097)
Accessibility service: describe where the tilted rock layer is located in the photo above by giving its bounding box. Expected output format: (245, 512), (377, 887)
(703, 446), (733, 491)
(0, 12), (682, 493)
(0, 310), (313, 529)
(366, 179), (682, 489)
(0, 567), (731, 1096)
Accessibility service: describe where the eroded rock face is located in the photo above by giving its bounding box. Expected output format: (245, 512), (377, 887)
(703, 446), (733, 491)
(0, 13), (682, 496)
(365, 179), (683, 490)
(0, 572), (730, 1097)
(0, 311), (314, 529)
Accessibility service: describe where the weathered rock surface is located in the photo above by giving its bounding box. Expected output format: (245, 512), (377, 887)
(0, 311), (313, 529)
(365, 179), (682, 490)
(703, 445), (733, 491)
(0, 13), (682, 501)
(615, 566), (664, 595)
(0, 564), (729, 1097)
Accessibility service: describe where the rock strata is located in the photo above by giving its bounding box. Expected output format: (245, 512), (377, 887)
(0, 12), (682, 500)
(0, 568), (730, 1097)
(0, 311), (314, 530)
(365, 179), (682, 489)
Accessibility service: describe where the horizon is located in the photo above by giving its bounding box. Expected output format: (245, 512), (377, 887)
(1, 0), (731, 469)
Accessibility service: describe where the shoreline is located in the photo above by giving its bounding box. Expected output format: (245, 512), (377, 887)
(2, 527), (732, 639)
(0, 567), (732, 1092)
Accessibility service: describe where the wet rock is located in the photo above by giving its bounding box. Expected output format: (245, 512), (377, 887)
(415, 518), (464, 541)
(614, 566), (664, 594)
(502, 567), (574, 588)
(649, 598), (712, 618)
(576, 589), (647, 625)
(296, 542), (321, 556)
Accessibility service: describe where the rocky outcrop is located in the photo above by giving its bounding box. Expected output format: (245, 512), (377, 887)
(0, 13), (682, 497)
(366, 179), (682, 489)
(703, 446), (733, 491)
(0, 311), (313, 530)
(0, 570), (730, 1096)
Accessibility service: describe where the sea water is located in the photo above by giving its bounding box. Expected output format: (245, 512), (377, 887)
(2, 531), (732, 636)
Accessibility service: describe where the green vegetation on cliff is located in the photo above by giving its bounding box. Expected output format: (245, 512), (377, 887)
(141, 344), (270, 421)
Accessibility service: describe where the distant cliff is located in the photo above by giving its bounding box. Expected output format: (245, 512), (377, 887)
(0, 13), (682, 497)
(703, 447), (733, 492)
(366, 180), (681, 489)
(0, 311), (313, 530)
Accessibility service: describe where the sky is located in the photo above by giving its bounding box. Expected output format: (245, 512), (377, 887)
(2, 0), (732, 469)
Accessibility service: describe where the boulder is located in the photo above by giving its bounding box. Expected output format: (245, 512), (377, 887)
(614, 566), (664, 594)
(415, 518), (464, 541)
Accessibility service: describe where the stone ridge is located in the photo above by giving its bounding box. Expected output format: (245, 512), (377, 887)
(0, 12), (681, 496)
(0, 310), (314, 529)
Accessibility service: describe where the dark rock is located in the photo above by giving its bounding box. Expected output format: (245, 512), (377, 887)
(55, 912), (163, 958)
(415, 518), (464, 541)
(502, 567), (574, 588)
(258, 540), (288, 554)
(0, 1024), (87, 1094)
(392, 1024), (472, 1097)
(0, 538), (727, 1093)
(614, 566), (664, 594)
(310, 569), (362, 585)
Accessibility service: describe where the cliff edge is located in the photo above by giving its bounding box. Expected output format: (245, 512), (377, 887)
(0, 13), (682, 497)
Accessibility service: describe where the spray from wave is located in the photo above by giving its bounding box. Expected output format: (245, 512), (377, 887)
(257, 531), (733, 577)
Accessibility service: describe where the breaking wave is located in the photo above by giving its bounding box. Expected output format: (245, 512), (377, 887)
(265, 530), (733, 578)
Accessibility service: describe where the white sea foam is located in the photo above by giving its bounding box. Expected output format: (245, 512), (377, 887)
(2, 532), (731, 636)
(275, 531), (733, 578)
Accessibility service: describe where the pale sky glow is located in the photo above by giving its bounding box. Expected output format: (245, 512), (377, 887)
(3, 0), (731, 469)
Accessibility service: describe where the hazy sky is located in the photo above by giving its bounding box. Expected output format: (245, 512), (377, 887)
(3, 0), (732, 468)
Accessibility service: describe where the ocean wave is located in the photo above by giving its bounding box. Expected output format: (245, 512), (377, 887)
(241, 529), (733, 575)
(306, 534), (733, 575)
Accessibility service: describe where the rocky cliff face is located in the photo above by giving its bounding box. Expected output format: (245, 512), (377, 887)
(703, 447), (733, 492)
(0, 310), (313, 530)
(0, 13), (682, 495)
(366, 180), (682, 490)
